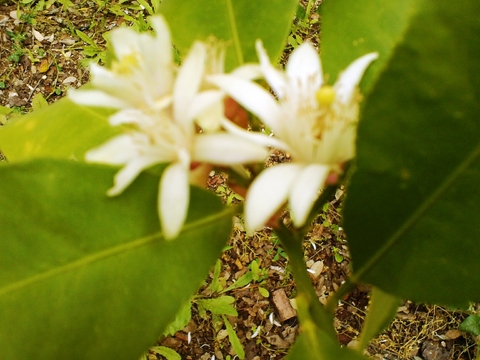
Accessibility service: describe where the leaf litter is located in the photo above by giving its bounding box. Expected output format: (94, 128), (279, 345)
(0, 0), (478, 359)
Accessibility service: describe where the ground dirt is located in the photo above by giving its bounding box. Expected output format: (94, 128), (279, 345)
(0, 1), (477, 359)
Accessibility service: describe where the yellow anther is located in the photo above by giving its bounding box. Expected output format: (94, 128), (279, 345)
(316, 85), (336, 106)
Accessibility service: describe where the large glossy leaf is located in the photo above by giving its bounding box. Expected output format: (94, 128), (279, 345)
(320, 0), (416, 92)
(343, 0), (480, 306)
(0, 98), (116, 162)
(0, 160), (233, 359)
(160, 0), (298, 70)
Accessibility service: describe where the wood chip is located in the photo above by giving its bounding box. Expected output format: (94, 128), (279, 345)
(272, 289), (296, 322)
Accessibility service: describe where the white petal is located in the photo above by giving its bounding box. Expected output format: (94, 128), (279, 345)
(174, 41), (206, 124)
(89, 65), (149, 107)
(85, 134), (136, 165)
(108, 155), (160, 196)
(109, 108), (152, 126)
(255, 40), (286, 98)
(245, 164), (302, 234)
(208, 75), (281, 131)
(188, 90), (225, 131)
(68, 89), (127, 109)
(143, 16), (174, 102)
(230, 63), (263, 80)
(148, 15), (173, 67)
(289, 164), (330, 227)
(110, 27), (140, 60)
(334, 52), (379, 104)
(286, 42), (322, 90)
(145, 15), (172, 69)
(221, 118), (291, 152)
(159, 162), (190, 240)
(192, 134), (268, 165)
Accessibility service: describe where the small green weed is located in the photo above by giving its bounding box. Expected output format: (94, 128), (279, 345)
(332, 247), (344, 263)
(76, 30), (107, 66)
(6, 30), (26, 63)
(215, 184), (244, 205)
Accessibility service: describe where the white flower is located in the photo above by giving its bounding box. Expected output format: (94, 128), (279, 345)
(69, 16), (174, 119)
(72, 17), (269, 239)
(189, 39), (262, 132)
(209, 41), (378, 233)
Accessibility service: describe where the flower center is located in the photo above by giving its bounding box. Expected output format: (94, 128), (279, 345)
(112, 53), (140, 76)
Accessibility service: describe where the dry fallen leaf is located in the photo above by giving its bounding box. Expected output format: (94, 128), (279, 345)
(38, 59), (50, 73)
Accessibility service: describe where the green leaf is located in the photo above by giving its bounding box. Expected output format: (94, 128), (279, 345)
(0, 105), (13, 125)
(222, 315), (245, 359)
(320, 0), (416, 93)
(258, 287), (269, 298)
(31, 93), (48, 111)
(459, 315), (480, 336)
(136, 0), (154, 16)
(220, 271), (253, 293)
(0, 98), (117, 162)
(250, 259), (260, 281)
(196, 296), (238, 317)
(0, 160), (233, 359)
(207, 259), (223, 293)
(76, 29), (96, 46)
(160, 0), (298, 70)
(343, 0), (480, 306)
(356, 287), (400, 350)
(163, 300), (192, 336)
(150, 346), (181, 360)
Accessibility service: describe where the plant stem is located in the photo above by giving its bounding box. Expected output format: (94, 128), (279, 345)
(305, 0), (315, 20)
(275, 224), (336, 339)
(325, 277), (357, 314)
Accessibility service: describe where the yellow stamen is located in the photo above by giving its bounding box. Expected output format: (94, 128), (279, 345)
(316, 85), (336, 106)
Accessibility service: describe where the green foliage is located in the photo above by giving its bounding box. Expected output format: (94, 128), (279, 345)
(0, 105), (13, 125)
(249, 259), (267, 282)
(31, 93), (48, 111)
(207, 259), (224, 293)
(0, 98), (117, 162)
(220, 271), (254, 294)
(320, 0), (416, 92)
(76, 30), (107, 66)
(162, 300), (192, 337)
(1, 0), (479, 358)
(6, 30), (26, 63)
(342, 0), (480, 306)
(149, 346), (181, 360)
(0, 161), (233, 358)
(195, 296), (245, 357)
(223, 315), (245, 359)
(196, 296), (238, 318)
(160, 0), (298, 70)
(332, 248), (344, 263)
(216, 185), (244, 205)
(459, 315), (480, 336)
